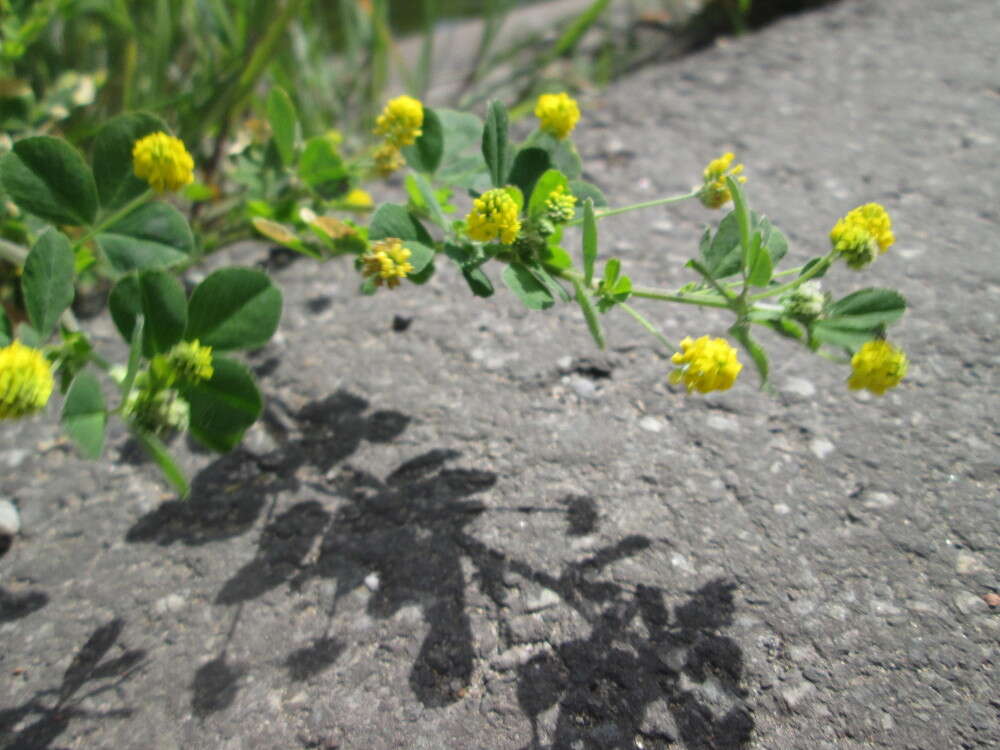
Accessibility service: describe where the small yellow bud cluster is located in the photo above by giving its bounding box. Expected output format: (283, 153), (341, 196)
(0, 340), (54, 420)
(830, 203), (894, 270)
(544, 185), (577, 224)
(466, 189), (522, 245)
(132, 132), (195, 193)
(374, 95), (424, 148)
(698, 152), (746, 209)
(669, 336), (742, 393)
(163, 340), (214, 385)
(781, 280), (827, 319)
(848, 339), (907, 395)
(534, 93), (581, 140)
(361, 238), (414, 289)
(342, 188), (374, 211)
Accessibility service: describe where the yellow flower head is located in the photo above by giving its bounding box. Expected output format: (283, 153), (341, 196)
(830, 203), (894, 270)
(699, 152), (746, 209)
(0, 340), (54, 419)
(466, 188), (521, 245)
(544, 184), (577, 223)
(534, 92), (581, 140)
(343, 188), (374, 211)
(669, 336), (742, 393)
(361, 238), (414, 289)
(132, 131), (195, 193)
(374, 95), (424, 148)
(847, 339), (907, 395)
(165, 339), (214, 384)
(373, 142), (405, 176)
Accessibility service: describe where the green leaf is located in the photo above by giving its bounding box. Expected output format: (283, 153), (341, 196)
(729, 324), (769, 387)
(369, 203), (434, 244)
(61, 371), (106, 460)
(402, 240), (435, 278)
(702, 210), (781, 280)
(180, 355), (262, 452)
(535, 133), (583, 179)
(539, 243), (572, 271)
(402, 106), (444, 174)
(266, 86), (298, 167)
(185, 268), (282, 352)
(825, 288), (906, 328)
(572, 277), (605, 350)
(507, 147), (551, 204)
(0, 309), (11, 346)
(502, 262), (554, 310)
(91, 112), (166, 210)
(407, 172), (448, 229)
(567, 179), (607, 207)
(298, 136), (348, 199)
(530, 263), (571, 303)
(745, 231), (773, 287)
(16, 323), (40, 348)
(528, 169), (570, 218)
(603, 258), (621, 287)
(135, 430), (189, 498)
(582, 198), (597, 286)
(1, 136), (99, 225)
(482, 100), (510, 188)
(728, 175), (751, 260)
(95, 202), (195, 273)
(21, 228), (75, 340)
(462, 267), (494, 297)
(800, 256), (830, 279)
(109, 270), (187, 357)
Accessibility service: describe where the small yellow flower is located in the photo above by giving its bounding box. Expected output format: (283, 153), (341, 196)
(830, 203), (894, 270)
(373, 95), (424, 148)
(544, 184), (577, 223)
(847, 339), (907, 395)
(534, 92), (581, 140)
(165, 339), (214, 384)
(669, 336), (742, 393)
(132, 131), (195, 193)
(0, 340), (54, 419)
(361, 238), (414, 289)
(698, 152), (746, 209)
(342, 188), (374, 211)
(466, 188), (521, 245)
(373, 142), (405, 176)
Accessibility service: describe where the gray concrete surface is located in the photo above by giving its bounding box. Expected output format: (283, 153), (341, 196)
(1, 0), (998, 747)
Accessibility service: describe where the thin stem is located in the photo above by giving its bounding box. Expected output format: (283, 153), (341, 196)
(565, 190), (698, 227)
(76, 189), (153, 248)
(0, 237), (28, 266)
(628, 285), (732, 309)
(618, 302), (673, 351)
(749, 251), (836, 301)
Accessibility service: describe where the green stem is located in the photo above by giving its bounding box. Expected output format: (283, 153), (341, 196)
(749, 251), (835, 301)
(76, 189), (153, 249)
(618, 301), (673, 351)
(566, 190), (698, 227)
(628, 285), (731, 309)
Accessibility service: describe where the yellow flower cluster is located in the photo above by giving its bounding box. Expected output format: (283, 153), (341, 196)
(374, 95), (424, 148)
(698, 152), (746, 209)
(361, 238), (414, 289)
(669, 336), (742, 393)
(847, 339), (907, 395)
(132, 131), (195, 193)
(830, 203), (894, 270)
(343, 188), (374, 211)
(534, 93), (580, 140)
(0, 340), (54, 420)
(165, 339), (214, 384)
(466, 189), (521, 245)
(544, 184), (577, 223)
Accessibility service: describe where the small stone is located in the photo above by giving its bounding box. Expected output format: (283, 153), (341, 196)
(706, 414), (738, 432)
(0, 499), (20, 537)
(567, 374), (598, 399)
(670, 552), (696, 575)
(153, 593), (186, 615)
(871, 599), (902, 617)
(953, 591), (988, 615)
(1, 449), (29, 469)
(364, 573), (380, 592)
(773, 503), (791, 515)
(784, 377), (816, 398)
(955, 551), (987, 575)
(651, 220), (674, 235)
(492, 644), (549, 671)
(780, 681), (815, 711)
(505, 613), (548, 644)
(556, 356), (574, 373)
(809, 438), (835, 459)
(983, 593), (1000, 608)
(862, 491), (897, 509)
(638, 416), (664, 433)
(525, 588), (560, 612)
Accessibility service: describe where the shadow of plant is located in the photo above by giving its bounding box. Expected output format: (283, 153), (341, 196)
(0, 618), (144, 749)
(0, 587), (48, 623)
